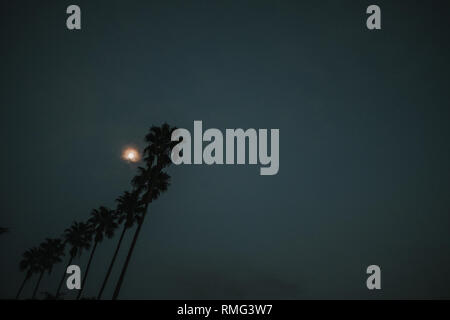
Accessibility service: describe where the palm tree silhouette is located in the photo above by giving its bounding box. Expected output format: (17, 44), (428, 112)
(112, 123), (176, 300)
(76, 206), (117, 299)
(14, 124), (177, 300)
(97, 191), (144, 299)
(32, 238), (65, 299)
(16, 247), (40, 299)
(55, 221), (92, 299)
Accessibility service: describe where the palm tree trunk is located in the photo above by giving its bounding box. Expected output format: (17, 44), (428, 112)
(15, 272), (30, 300)
(76, 240), (98, 300)
(97, 225), (127, 300)
(55, 255), (74, 299)
(32, 270), (44, 299)
(112, 205), (148, 300)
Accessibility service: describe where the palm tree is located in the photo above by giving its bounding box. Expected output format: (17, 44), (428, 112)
(76, 206), (117, 299)
(55, 221), (92, 299)
(112, 123), (176, 299)
(32, 238), (65, 299)
(97, 191), (144, 299)
(16, 247), (40, 299)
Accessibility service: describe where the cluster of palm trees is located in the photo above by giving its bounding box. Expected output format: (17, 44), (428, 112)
(15, 123), (177, 300)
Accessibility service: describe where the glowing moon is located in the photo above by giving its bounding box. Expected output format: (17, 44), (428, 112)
(122, 148), (140, 162)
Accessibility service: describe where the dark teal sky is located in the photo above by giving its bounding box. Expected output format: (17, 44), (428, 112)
(1, 0), (450, 299)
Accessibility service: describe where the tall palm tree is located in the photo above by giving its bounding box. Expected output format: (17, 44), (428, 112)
(16, 247), (40, 299)
(32, 238), (65, 299)
(97, 191), (144, 299)
(112, 123), (176, 300)
(55, 221), (92, 299)
(76, 206), (117, 299)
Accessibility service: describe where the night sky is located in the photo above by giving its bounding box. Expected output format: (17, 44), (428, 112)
(1, 0), (450, 299)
